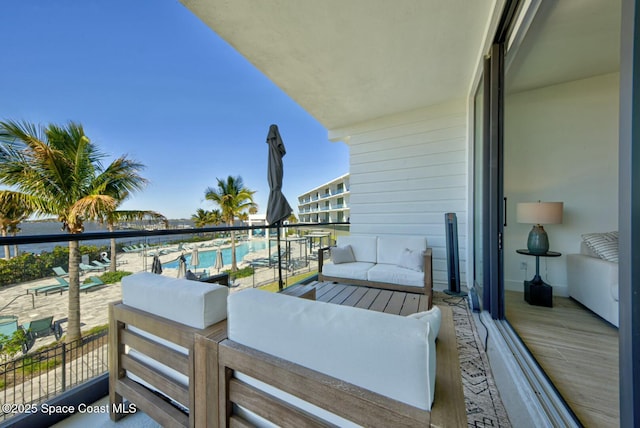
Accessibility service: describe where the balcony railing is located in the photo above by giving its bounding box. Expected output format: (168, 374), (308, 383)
(0, 330), (108, 423)
(0, 221), (349, 426)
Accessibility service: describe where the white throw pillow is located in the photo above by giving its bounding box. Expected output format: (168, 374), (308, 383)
(582, 231), (619, 263)
(407, 306), (441, 341)
(331, 245), (356, 264)
(397, 248), (425, 272)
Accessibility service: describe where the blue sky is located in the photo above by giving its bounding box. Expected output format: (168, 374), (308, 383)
(0, 0), (349, 219)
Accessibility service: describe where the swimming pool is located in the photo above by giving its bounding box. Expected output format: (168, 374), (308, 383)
(163, 240), (268, 269)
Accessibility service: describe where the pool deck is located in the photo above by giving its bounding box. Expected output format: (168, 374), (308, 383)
(0, 238), (316, 353)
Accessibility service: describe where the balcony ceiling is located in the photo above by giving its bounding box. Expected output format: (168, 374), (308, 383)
(506, 0), (621, 94)
(181, 0), (493, 130)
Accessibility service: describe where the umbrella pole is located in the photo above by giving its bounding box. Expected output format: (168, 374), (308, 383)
(277, 221), (284, 290)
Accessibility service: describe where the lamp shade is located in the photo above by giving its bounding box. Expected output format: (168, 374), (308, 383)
(516, 202), (563, 225)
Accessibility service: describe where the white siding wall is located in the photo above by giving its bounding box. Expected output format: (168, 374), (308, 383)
(331, 100), (468, 288)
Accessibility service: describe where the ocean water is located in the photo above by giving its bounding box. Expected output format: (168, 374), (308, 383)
(0, 220), (195, 258)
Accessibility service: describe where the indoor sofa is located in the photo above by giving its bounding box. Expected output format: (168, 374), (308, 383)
(318, 235), (433, 305)
(567, 232), (619, 327)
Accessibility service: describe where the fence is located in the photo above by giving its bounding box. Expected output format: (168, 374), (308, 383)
(0, 331), (108, 422)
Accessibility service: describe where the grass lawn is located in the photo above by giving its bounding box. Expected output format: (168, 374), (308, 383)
(258, 272), (318, 293)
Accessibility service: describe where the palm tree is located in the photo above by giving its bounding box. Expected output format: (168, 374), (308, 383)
(0, 120), (148, 343)
(192, 208), (224, 243)
(192, 209), (210, 228)
(0, 195), (32, 260)
(207, 209), (223, 227)
(100, 206), (168, 272)
(204, 176), (256, 271)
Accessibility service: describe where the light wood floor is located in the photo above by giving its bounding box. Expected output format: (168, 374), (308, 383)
(506, 291), (619, 427)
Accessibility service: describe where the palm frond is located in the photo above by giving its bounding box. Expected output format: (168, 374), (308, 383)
(69, 195), (117, 230)
(106, 210), (168, 228)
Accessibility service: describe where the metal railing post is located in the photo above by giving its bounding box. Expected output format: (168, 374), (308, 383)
(61, 342), (66, 392)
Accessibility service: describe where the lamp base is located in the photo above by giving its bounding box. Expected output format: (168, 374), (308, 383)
(527, 224), (549, 255)
(524, 279), (553, 307)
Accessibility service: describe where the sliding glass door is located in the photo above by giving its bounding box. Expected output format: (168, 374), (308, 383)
(474, 47), (505, 320)
(475, 0), (624, 424)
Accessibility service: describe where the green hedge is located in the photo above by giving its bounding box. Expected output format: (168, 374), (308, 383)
(0, 244), (107, 287)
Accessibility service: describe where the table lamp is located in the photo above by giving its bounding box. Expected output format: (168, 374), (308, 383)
(516, 201), (563, 255)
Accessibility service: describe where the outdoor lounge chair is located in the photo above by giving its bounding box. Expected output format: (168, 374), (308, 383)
(27, 276), (70, 296)
(91, 260), (109, 270)
(123, 245), (144, 253)
(79, 262), (102, 273)
(147, 248), (169, 257)
(0, 316), (31, 353)
(80, 276), (106, 293)
(52, 266), (69, 277)
(22, 316), (63, 341)
(103, 255), (126, 266)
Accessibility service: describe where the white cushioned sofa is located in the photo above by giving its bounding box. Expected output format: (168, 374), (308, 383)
(109, 272), (228, 427)
(567, 232), (619, 327)
(205, 288), (466, 427)
(318, 235), (433, 303)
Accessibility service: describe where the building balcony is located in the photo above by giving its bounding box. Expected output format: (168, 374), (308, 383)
(0, 221), (606, 427)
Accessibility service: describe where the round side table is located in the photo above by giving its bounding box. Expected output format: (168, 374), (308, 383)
(516, 249), (561, 307)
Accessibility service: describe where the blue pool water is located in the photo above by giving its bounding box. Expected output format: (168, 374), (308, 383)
(163, 241), (268, 269)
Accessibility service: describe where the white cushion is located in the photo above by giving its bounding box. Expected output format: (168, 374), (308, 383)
(397, 248), (425, 272)
(580, 241), (599, 258)
(367, 263), (425, 288)
(122, 272), (228, 329)
(331, 245), (356, 264)
(228, 289), (435, 411)
(337, 235), (377, 263)
(322, 261), (375, 281)
(121, 272), (228, 409)
(377, 236), (427, 265)
(407, 306), (441, 342)
(581, 231), (619, 263)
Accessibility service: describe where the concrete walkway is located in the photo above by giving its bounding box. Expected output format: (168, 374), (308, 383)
(0, 238), (317, 352)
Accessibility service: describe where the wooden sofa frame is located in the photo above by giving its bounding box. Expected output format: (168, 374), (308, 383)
(318, 246), (434, 308)
(108, 301), (227, 428)
(197, 305), (466, 428)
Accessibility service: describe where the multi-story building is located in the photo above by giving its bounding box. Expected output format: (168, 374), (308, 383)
(297, 173), (349, 223)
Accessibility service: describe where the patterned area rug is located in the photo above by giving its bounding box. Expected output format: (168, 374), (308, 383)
(433, 292), (511, 427)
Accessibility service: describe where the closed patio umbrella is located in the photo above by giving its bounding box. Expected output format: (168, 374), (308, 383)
(177, 254), (187, 278)
(191, 248), (200, 273)
(266, 124), (292, 290)
(214, 247), (224, 273)
(151, 254), (163, 275)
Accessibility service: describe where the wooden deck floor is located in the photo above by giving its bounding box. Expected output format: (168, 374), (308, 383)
(309, 281), (429, 315)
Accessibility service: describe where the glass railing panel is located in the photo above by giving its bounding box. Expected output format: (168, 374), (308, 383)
(0, 221), (350, 424)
